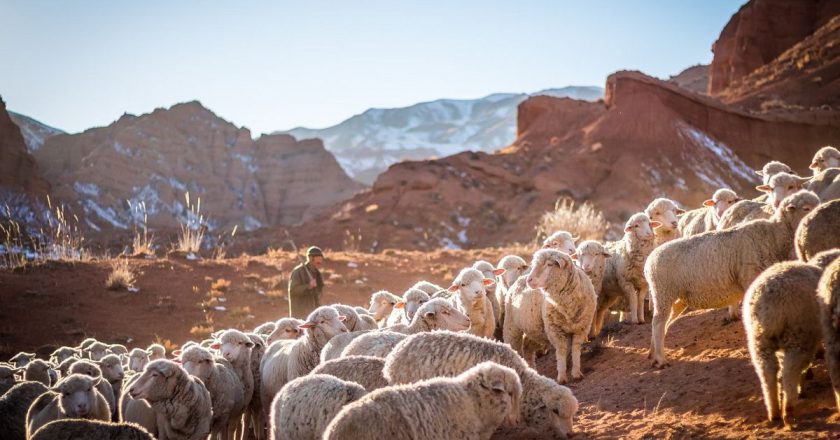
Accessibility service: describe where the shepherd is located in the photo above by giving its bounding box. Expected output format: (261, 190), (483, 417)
(287, 246), (325, 318)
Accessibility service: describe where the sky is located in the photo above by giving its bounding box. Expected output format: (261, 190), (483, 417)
(0, 0), (744, 135)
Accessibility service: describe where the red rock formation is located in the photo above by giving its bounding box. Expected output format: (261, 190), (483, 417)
(668, 65), (709, 95)
(0, 96), (49, 197)
(709, 0), (840, 95)
(35, 101), (364, 231)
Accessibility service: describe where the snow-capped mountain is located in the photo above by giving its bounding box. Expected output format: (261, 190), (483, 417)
(9, 111), (65, 153)
(278, 86), (604, 183)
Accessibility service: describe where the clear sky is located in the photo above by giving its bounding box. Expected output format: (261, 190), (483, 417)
(0, 0), (744, 135)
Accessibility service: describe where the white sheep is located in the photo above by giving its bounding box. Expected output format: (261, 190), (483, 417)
(384, 331), (579, 438)
(97, 354), (125, 412)
(340, 331), (407, 359)
(718, 172), (808, 230)
(86, 342), (110, 362)
(386, 297), (471, 335)
(210, 329), (255, 423)
(254, 321), (277, 337)
(146, 344), (166, 361)
(179, 345), (245, 440)
(119, 373), (157, 436)
(27, 374), (111, 438)
(319, 331), (371, 363)
(247, 332), (268, 440)
(809, 145), (840, 175)
(49, 347), (79, 365)
(9, 352), (34, 368)
(817, 256), (840, 413)
(645, 197), (685, 246)
(527, 250), (596, 383)
(30, 419), (154, 440)
(0, 381), (49, 440)
(266, 317), (305, 345)
(23, 359), (52, 386)
(367, 290), (401, 324)
(271, 374), (367, 440)
(447, 268), (496, 338)
(310, 355), (389, 391)
(127, 348), (150, 373)
(411, 280), (447, 296)
(494, 255), (529, 332)
(68, 360), (116, 417)
(0, 363), (19, 396)
(678, 188), (741, 237)
(126, 359), (212, 440)
(646, 190), (821, 368)
(743, 260), (825, 425)
(542, 230), (578, 255)
(796, 200), (840, 262)
(571, 241), (611, 335)
(472, 260), (506, 334)
(756, 160), (793, 186)
(325, 361), (521, 440)
(597, 212), (661, 328)
(385, 288), (430, 327)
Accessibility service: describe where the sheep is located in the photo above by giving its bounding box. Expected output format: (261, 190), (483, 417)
(542, 230), (577, 255)
(646, 190), (821, 368)
(55, 357), (78, 379)
(678, 188), (741, 237)
(340, 331), (407, 359)
(385, 288), (430, 326)
(49, 347), (79, 365)
(179, 345), (245, 440)
(326, 361), (521, 440)
(68, 360), (116, 416)
(78, 338), (98, 351)
(128, 348), (150, 373)
(254, 321), (277, 337)
(119, 373), (157, 436)
(319, 331), (370, 362)
(109, 345), (129, 357)
(30, 419), (154, 440)
(9, 352), (34, 368)
(411, 280), (447, 297)
(247, 332), (267, 440)
(503, 275), (550, 367)
(98, 354), (125, 409)
(472, 260), (506, 334)
(572, 240), (611, 301)
(810, 145), (840, 175)
(811, 249), (840, 269)
(384, 331), (578, 439)
(0, 363), (19, 396)
(796, 200), (840, 262)
(23, 359), (53, 386)
(266, 317), (305, 345)
(806, 167), (840, 199)
(310, 356), (389, 391)
(210, 329), (255, 430)
(385, 297), (471, 335)
(86, 342), (110, 361)
(818, 255), (840, 415)
(26, 374), (111, 438)
(355, 312), (378, 330)
(147, 344), (166, 361)
(597, 212), (661, 329)
(743, 260), (824, 425)
(271, 374), (367, 440)
(756, 160), (793, 185)
(331, 304), (375, 332)
(645, 197), (685, 246)
(0, 381), (49, 440)
(448, 268), (496, 338)
(367, 290), (401, 324)
(718, 172), (808, 230)
(528, 250), (596, 383)
(494, 255), (529, 332)
(259, 306), (348, 430)
(126, 359), (212, 440)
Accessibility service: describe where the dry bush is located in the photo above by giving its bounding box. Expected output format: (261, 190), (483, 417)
(211, 278), (231, 293)
(174, 192), (206, 256)
(106, 259), (136, 291)
(535, 197), (609, 244)
(212, 225), (238, 260)
(128, 200), (154, 257)
(342, 229), (363, 252)
(190, 324), (214, 339)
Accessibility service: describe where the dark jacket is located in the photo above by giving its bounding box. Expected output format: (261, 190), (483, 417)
(288, 262), (323, 318)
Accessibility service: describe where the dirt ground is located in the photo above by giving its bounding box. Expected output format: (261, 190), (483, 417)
(1, 248), (838, 438)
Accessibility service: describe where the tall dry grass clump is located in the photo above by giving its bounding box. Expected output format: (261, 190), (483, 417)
(536, 197), (609, 244)
(1, 219), (28, 269)
(128, 200), (155, 257)
(212, 224), (238, 260)
(174, 192), (206, 257)
(106, 258), (135, 291)
(43, 195), (90, 261)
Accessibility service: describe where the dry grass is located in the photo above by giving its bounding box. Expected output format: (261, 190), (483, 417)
(535, 197), (609, 244)
(105, 259), (136, 291)
(128, 200), (154, 257)
(210, 278), (231, 293)
(174, 192), (206, 256)
(343, 229), (364, 252)
(212, 225), (238, 260)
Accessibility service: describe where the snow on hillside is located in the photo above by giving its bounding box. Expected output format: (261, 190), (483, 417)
(9, 111), (65, 153)
(278, 86), (604, 184)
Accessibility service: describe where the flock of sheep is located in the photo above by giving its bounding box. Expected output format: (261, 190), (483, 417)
(1, 146), (840, 439)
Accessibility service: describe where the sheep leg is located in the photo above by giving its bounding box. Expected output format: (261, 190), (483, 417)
(547, 331), (570, 384)
(828, 341), (840, 413)
(251, 410), (264, 440)
(620, 282), (639, 324)
(570, 333), (585, 381)
(636, 284), (649, 324)
(649, 309), (669, 368)
(504, 321), (524, 358)
(781, 349), (811, 427)
(753, 343), (781, 422)
(664, 300), (688, 334)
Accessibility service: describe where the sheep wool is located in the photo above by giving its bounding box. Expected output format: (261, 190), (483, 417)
(448, 268), (496, 338)
(645, 198), (684, 246)
(271, 374), (366, 440)
(310, 355), (389, 391)
(817, 256), (840, 413)
(27, 374), (111, 438)
(678, 188), (740, 237)
(0, 381), (49, 440)
(179, 345), (245, 440)
(30, 419), (154, 440)
(796, 200), (840, 262)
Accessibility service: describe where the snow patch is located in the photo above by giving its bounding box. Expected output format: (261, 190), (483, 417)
(73, 182), (101, 197)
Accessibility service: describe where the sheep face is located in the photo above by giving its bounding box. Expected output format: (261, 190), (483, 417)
(542, 231), (577, 255)
(756, 161), (792, 185)
(472, 260), (505, 283)
(254, 321), (277, 336)
(129, 360), (182, 402)
(572, 241), (610, 275)
(128, 349), (150, 373)
(624, 213), (658, 241)
(332, 305), (360, 331)
(497, 255), (528, 289)
(810, 146), (840, 174)
(466, 362), (522, 426)
(10, 352), (34, 368)
(757, 172), (810, 209)
(448, 268), (493, 304)
(57, 358), (79, 377)
(527, 250), (574, 291)
(299, 306), (349, 345)
(775, 190), (820, 225)
(87, 343), (109, 361)
(645, 198), (684, 232)
(69, 360), (102, 379)
(704, 189), (741, 220)
(0, 364), (18, 386)
(214, 330), (254, 364)
(369, 291), (399, 321)
(180, 347), (215, 383)
(98, 354), (125, 382)
(56, 374), (101, 418)
(267, 318), (304, 344)
(400, 289), (431, 322)
(26, 359), (51, 377)
(147, 344), (166, 361)
(109, 345), (128, 356)
(51, 347), (79, 364)
(415, 298), (471, 331)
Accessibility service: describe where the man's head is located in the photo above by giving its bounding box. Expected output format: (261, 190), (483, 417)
(307, 246), (324, 268)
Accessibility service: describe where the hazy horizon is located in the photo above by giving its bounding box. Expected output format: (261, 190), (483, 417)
(1, 0), (743, 135)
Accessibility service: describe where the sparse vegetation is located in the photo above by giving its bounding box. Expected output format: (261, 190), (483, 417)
(128, 200), (154, 257)
(536, 197), (610, 244)
(212, 224), (238, 260)
(105, 258), (136, 291)
(343, 229), (364, 252)
(174, 192), (207, 256)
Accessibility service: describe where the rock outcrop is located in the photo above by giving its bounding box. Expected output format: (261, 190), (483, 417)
(668, 65), (709, 95)
(0, 97), (49, 197)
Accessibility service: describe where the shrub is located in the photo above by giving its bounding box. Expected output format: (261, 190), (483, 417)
(535, 197), (609, 244)
(106, 258), (136, 291)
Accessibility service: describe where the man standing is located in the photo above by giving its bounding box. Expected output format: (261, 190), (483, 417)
(287, 246), (325, 318)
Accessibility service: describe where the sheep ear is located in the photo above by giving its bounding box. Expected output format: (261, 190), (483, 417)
(297, 323), (314, 330)
(785, 204), (797, 212)
(624, 226), (632, 233)
(703, 199), (715, 207)
(447, 285), (459, 293)
(796, 176), (811, 184)
(541, 243), (550, 249)
(171, 349), (182, 357)
(675, 208), (686, 215)
(209, 342), (221, 350)
(602, 251), (612, 258)
(394, 302), (406, 309)
(492, 268), (505, 276)
(571, 235), (580, 242)
(809, 161), (819, 169)
(650, 221), (662, 229)
(756, 185), (771, 192)
(482, 278), (495, 286)
(755, 169), (765, 176)
(570, 253), (578, 260)
(337, 315), (347, 322)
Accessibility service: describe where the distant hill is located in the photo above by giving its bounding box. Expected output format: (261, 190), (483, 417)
(9, 111), (65, 153)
